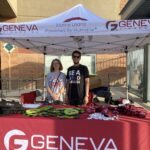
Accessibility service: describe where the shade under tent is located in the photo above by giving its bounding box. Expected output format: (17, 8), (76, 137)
(0, 4), (150, 100)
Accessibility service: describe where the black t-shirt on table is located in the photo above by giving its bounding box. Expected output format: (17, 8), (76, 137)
(66, 64), (89, 105)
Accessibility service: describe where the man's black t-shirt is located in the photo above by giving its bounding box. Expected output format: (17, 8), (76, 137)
(66, 64), (89, 105)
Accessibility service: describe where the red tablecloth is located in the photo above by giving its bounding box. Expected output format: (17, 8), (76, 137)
(0, 107), (150, 150)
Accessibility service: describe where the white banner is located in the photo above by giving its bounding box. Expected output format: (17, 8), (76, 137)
(0, 19), (150, 37)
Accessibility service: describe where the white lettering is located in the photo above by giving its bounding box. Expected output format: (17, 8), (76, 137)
(4, 129), (28, 150)
(31, 135), (45, 149)
(72, 70), (75, 76)
(60, 136), (73, 150)
(77, 76), (81, 80)
(104, 139), (118, 150)
(76, 137), (88, 150)
(46, 136), (58, 150)
(14, 139), (28, 150)
(90, 138), (105, 150)
(76, 70), (80, 75)
(4, 129), (118, 150)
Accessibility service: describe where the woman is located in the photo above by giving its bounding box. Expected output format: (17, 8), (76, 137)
(46, 59), (66, 103)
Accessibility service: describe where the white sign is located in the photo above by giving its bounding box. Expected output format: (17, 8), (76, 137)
(3, 43), (15, 53)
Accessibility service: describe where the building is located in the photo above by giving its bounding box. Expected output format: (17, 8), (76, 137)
(0, 0), (126, 96)
(120, 0), (150, 101)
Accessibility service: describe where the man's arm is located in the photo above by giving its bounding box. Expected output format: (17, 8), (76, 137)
(65, 80), (69, 104)
(65, 69), (70, 104)
(84, 77), (90, 105)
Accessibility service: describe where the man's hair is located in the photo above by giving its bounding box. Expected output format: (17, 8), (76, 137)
(72, 50), (81, 57)
(50, 59), (63, 72)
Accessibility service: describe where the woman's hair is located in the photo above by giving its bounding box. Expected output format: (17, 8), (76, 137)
(50, 59), (63, 72)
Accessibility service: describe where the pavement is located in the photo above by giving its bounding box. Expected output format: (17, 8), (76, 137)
(110, 86), (150, 111)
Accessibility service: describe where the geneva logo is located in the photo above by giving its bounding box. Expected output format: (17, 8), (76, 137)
(106, 21), (118, 31)
(106, 19), (150, 31)
(4, 129), (118, 149)
(0, 24), (38, 32)
(4, 129), (28, 150)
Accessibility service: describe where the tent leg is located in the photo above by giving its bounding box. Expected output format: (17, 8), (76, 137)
(125, 50), (129, 100)
(43, 47), (46, 101)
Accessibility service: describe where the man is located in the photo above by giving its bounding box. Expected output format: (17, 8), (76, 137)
(66, 50), (90, 105)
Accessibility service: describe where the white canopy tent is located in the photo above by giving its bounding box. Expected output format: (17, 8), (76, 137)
(0, 4), (150, 55)
(0, 4), (150, 99)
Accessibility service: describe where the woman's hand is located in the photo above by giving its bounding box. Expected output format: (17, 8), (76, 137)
(52, 93), (60, 100)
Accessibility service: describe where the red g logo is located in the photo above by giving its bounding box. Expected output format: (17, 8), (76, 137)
(106, 21), (118, 31)
(4, 129), (28, 150)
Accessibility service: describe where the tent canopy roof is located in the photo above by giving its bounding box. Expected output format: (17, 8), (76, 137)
(0, 4), (150, 55)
